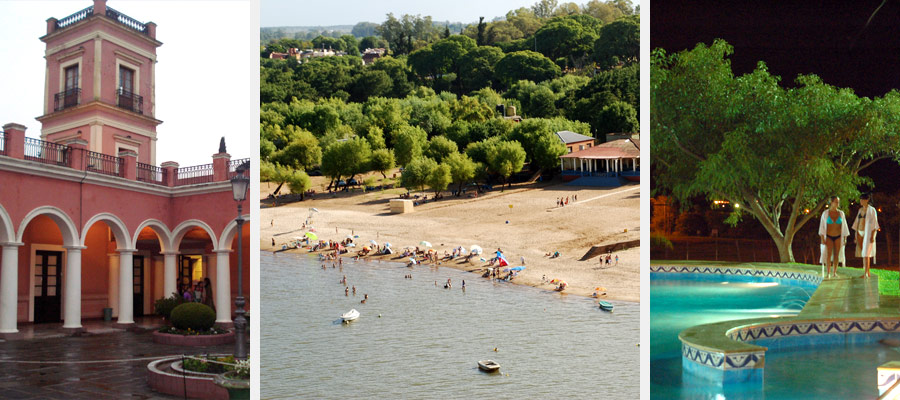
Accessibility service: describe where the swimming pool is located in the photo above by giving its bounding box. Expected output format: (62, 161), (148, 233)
(650, 271), (816, 399)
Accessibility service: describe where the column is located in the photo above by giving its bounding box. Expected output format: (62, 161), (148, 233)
(0, 243), (23, 333)
(163, 251), (177, 297)
(214, 249), (232, 323)
(63, 245), (86, 329)
(107, 253), (120, 317)
(152, 256), (164, 302)
(117, 249), (135, 324)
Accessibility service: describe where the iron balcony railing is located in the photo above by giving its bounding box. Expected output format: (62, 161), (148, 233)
(55, 5), (93, 29)
(105, 6), (148, 34)
(54, 88), (81, 111)
(24, 137), (69, 167)
(117, 88), (143, 114)
(0, 131), (6, 156)
(176, 163), (214, 186)
(83, 149), (124, 177)
(228, 158), (250, 178)
(137, 162), (167, 185)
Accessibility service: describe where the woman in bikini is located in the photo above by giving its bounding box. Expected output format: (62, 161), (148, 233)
(818, 196), (849, 278)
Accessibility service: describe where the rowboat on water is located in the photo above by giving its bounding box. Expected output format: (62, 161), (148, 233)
(477, 360), (500, 373)
(598, 301), (614, 312)
(341, 309), (359, 322)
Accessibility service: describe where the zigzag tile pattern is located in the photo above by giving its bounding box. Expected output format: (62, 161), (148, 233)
(681, 343), (764, 370)
(728, 320), (900, 342)
(650, 265), (822, 285)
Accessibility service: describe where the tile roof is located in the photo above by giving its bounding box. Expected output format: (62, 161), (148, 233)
(555, 130), (595, 144)
(560, 138), (640, 159)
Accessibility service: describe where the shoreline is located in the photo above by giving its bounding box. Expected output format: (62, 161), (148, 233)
(261, 180), (639, 303)
(263, 245), (639, 303)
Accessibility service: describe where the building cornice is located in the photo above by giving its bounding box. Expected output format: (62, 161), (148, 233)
(0, 156), (235, 198)
(41, 15), (162, 50)
(36, 101), (163, 132)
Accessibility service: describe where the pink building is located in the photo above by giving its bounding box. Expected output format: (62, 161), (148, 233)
(0, 0), (250, 334)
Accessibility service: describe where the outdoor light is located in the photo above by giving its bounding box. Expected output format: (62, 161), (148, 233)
(230, 172), (249, 361)
(231, 174), (249, 202)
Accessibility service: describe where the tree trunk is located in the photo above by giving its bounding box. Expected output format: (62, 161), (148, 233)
(774, 238), (796, 263)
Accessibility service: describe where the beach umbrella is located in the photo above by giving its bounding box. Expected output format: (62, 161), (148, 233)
(346, 235), (353, 239)
(370, 239), (378, 245)
(408, 257), (417, 263)
(310, 208), (319, 212)
(470, 245), (483, 255)
(305, 232), (318, 241)
(384, 242), (391, 247)
(420, 241), (433, 248)
(363, 246), (370, 251)
(347, 243), (356, 247)
(508, 266), (526, 271)
(479, 257), (487, 262)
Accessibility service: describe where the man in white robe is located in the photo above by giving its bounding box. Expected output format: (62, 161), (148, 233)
(852, 194), (879, 278)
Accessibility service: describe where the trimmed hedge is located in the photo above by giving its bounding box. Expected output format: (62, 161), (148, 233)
(170, 303), (216, 331)
(154, 294), (185, 320)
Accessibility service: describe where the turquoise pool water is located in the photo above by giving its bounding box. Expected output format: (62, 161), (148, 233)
(650, 272), (815, 399)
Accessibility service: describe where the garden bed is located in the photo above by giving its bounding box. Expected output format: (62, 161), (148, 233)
(147, 356), (229, 400)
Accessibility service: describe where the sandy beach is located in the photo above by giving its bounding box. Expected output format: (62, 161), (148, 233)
(260, 176), (640, 302)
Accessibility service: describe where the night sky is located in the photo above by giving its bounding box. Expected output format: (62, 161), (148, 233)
(652, 0), (900, 193)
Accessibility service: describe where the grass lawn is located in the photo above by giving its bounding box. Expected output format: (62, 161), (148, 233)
(872, 269), (900, 297)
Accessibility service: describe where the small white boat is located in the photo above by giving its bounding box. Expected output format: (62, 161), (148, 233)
(477, 360), (500, 373)
(341, 309), (359, 322)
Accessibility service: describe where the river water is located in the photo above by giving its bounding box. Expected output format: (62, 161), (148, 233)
(261, 251), (639, 399)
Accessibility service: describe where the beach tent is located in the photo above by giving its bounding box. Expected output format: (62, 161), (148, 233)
(470, 245), (483, 255)
(420, 241), (433, 247)
(507, 266), (526, 271)
(305, 232), (318, 241)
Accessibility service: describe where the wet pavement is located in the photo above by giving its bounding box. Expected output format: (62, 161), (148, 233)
(0, 318), (247, 399)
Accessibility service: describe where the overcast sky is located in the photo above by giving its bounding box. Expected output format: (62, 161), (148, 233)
(261, 0), (539, 27)
(0, 0), (259, 167)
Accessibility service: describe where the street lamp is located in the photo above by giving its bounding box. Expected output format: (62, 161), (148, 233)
(230, 172), (250, 360)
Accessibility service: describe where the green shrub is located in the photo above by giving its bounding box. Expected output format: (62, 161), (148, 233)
(170, 303), (216, 331)
(651, 232), (674, 251)
(154, 294), (185, 320)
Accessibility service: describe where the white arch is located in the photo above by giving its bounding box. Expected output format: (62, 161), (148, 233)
(15, 206), (80, 247)
(0, 203), (15, 244)
(132, 219), (174, 253)
(80, 213), (131, 249)
(217, 214), (250, 251)
(171, 219), (219, 251)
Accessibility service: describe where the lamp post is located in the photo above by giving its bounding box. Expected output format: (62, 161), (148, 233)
(230, 173), (249, 360)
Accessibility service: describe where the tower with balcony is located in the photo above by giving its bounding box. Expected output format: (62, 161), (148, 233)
(36, 0), (161, 165)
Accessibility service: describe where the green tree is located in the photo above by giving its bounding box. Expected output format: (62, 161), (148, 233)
(369, 57), (415, 98)
(583, 0), (626, 23)
(533, 17), (599, 67)
(594, 15), (639, 68)
(476, 16), (487, 46)
(508, 118), (567, 171)
(597, 100), (638, 133)
(495, 51), (562, 89)
(284, 168), (311, 197)
(426, 163), (453, 196)
(487, 140), (527, 189)
(652, 40), (900, 262)
(531, 0), (559, 18)
(340, 35), (360, 55)
(369, 148), (396, 179)
(506, 80), (559, 118)
(358, 36), (389, 53)
(444, 152), (477, 194)
(365, 126), (387, 149)
(459, 46), (505, 92)
(424, 136), (459, 163)
(392, 125), (429, 166)
(350, 70), (393, 102)
(270, 128), (322, 170)
(401, 157), (437, 192)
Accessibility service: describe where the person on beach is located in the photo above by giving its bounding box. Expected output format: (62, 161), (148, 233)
(271, 238), (275, 247)
(345, 287), (349, 296)
(819, 196), (850, 278)
(615, 255), (619, 265)
(853, 193), (880, 278)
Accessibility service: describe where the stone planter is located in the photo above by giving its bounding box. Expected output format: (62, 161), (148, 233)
(147, 357), (229, 400)
(152, 330), (235, 346)
(214, 371), (250, 400)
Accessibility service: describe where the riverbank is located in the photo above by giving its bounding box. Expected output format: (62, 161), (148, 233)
(261, 179), (639, 302)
